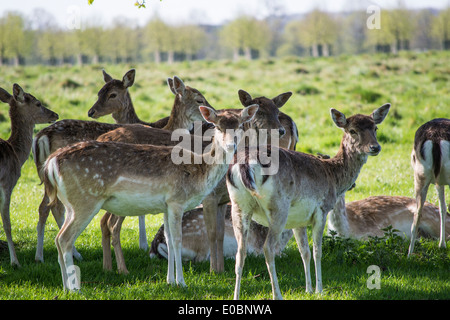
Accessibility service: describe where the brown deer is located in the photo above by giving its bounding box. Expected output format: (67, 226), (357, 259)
(0, 84), (58, 267)
(227, 104), (390, 299)
(408, 118), (450, 256)
(98, 89), (296, 274)
(33, 70), (211, 262)
(328, 195), (450, 240)
(43, 105), (259, 291)
(149, 205), (293, 262)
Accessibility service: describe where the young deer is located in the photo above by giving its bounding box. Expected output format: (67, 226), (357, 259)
(0, 84), (58, 267)
(149, 205), (293, 262)
(33, 70), (210, 262)
(98, 89), (295, 274)
(227, 104), (390, 300)
(328, 195), (450, 240)
(408, 118), (450, 256)
(44, 105), (258, 291)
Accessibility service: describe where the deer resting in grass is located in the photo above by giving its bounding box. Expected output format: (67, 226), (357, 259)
(227, 103), (390, 299)
(43, 105), (258, 291)
(328, 195), (450, 240)
(149, 205), (293, 262)
(408, 118), (450, 256)
(0, 84), (58, 267)
(33, 69), (210, 262)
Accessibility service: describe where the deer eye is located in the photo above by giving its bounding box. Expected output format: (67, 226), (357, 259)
(349, 129), (357, 135)
(109, 93), (117, 99)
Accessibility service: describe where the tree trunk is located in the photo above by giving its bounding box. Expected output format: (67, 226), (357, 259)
(167, 50), (174, 64)
(154, 50), (161, 64)
(244, 47), (252, 60)
(311, 43), (319, 57)
(76, 53), (83, 66)
(322, 43), (330, 57)
(233, 47), (240, 61)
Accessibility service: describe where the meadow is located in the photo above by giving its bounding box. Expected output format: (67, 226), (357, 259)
(0, 51), (449, 300)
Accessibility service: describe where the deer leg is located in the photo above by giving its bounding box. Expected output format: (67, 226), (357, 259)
(311, 211), (326, 294)
(111, 215), (129, 275)
(163, 211), (175, 285)
(56, 202), (101, 291)
(263, 224), (285, 300)
(409, 178), (430, 256)
(36, 194), (51, 263)
(230, 201), (251, 300)
(138, 215), (148, 251)
(436, 184), (447, 249)
(0, 191), (19, 267)
(215, 203), (227, 273)
(166, 204), (186, 287)
(100, 212), (113, 271)
(202, 195), (219, 273)
(293, 227), (313, 293)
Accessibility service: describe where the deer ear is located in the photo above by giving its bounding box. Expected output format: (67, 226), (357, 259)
(238, 89), (252, 107)
(0, 88), (12, 104)
(241, 104), (259, 123)
(167, 78), (176, 95)
(330, 108), (347, 128)
(173, 76), (186, 96)
(272, 92), (292, 108)
(122, 69), (135, 88)
(371, 103), (390, 124)
(102, 69), (113, 83)
(199, 106), (218, 124)
(12, 84), (25, 103)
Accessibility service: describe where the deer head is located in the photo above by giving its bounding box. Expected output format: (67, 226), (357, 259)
(331, 103), (390, 156)
(238, 89), (291, 137)
(0, 84), (58, 124)
(88, 69), (135, 119)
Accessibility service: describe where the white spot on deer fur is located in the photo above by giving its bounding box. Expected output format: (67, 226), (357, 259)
(85, 168), (89, 173)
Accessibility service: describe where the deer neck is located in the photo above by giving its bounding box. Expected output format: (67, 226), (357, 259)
(163, 95), (193, 131)
(112, 91), (143, 125)
(7, 107), (35, 166)
(327, 134), (368, 197)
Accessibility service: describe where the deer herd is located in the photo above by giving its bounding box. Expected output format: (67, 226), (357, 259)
(0, 69), (448, 299)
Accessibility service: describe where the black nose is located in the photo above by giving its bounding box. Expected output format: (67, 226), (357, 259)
(370, 145), (381, 153)
(88, 109), (95, 118)
(279, 127), (286, 136)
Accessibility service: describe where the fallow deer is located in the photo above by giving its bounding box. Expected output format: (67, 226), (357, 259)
(33, 70), (210, 262)
(227, 104), (390, 300)
(328, 195), (450, 240)
(149, 205), (293, 262)
(0, 84), (58, 267)
(408, 118), (450, 256)
(43, 105), (259, 291)
(98, 89), (296, 274)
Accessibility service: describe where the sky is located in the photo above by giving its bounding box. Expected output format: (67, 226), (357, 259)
(1, 0), (449, 28)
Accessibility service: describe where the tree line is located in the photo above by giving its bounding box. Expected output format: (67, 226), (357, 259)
(0, 6), (449, 66)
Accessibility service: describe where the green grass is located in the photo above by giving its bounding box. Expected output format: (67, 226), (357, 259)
(0, 51), (449, 300)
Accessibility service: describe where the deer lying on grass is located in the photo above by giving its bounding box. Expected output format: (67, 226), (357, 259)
(227, 104), (390, 300)
(149, 205), (293, 262)
(98, 89), (296, 274)
(33, 69), (210, 262)
(0, 84), (58, 267)
(408, 118), (450, 256)
(44, 105), (258, 291)
(328, 195), (450, 240)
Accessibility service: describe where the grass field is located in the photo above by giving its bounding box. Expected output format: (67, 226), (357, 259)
(0, 51), (449, 300)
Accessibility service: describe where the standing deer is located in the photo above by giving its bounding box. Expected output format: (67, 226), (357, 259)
(328, 195), (450, 240)
(227, 104), (390, 299)
(408, 118), (450, 256)
(33, 69), (210, 262)
(43, 105), (258, 291)
(0, 84), (58, 267)
(98, 89), (296, 274)
(149, 205), (293, 262)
